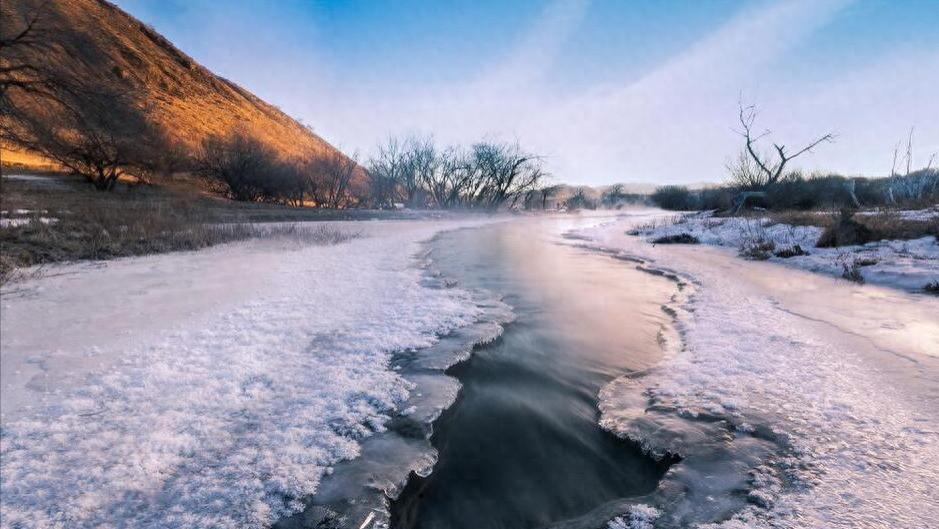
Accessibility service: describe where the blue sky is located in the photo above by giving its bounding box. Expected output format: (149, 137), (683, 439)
(116, 0), (939, 185)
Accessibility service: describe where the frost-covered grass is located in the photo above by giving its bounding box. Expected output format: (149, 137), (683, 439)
(629, 210), (939, 292)
(0, 174), (468, 284)
(577, 214), (939, 529)
(0, 218), (497, 528)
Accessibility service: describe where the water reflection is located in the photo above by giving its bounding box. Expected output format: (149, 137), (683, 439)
(392, 217), (677, 529)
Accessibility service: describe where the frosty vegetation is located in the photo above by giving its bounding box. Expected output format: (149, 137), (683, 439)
(630, 209), (939, 292)
(578, 215), (939, 529)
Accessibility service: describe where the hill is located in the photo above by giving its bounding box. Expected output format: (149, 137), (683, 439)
(0, 0), (345, 169)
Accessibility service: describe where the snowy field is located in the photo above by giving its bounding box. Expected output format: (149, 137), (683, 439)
(0, 217), (500, 529)
(629, 210), (938, 292)
(575, 211), (939, 529)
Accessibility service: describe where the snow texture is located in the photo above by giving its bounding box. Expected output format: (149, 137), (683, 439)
(607, 504), (661, 529)
(579, 212), (939, 529)
(0, 218), (498, 529)
(630, 210), (938, 292)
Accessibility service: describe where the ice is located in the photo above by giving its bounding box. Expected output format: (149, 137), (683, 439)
(0, 218), (500, 529)
(575, 210), (939, 529)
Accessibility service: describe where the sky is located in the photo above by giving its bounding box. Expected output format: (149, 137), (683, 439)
(115, 0), (939, 185)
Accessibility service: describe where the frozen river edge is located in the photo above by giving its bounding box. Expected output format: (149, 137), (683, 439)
(573, 211), (939, 529)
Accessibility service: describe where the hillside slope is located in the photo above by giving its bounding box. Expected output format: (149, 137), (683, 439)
(0, 0), (343, 167)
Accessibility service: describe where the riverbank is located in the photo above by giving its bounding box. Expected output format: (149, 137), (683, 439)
(0, 217), (500, 528)
(628, 209), (939, 293)
(573, 210), (939, 529)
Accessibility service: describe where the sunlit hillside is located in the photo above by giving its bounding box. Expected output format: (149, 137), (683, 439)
(0, 0), (345, 168)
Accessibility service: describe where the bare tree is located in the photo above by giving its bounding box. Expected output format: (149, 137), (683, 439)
(366, 137), (408, 208)
(195, 129), (278, 201)
(307, 149), (357, 208)
(0, 2), (54, 101)
(735, 102), (834, 189)
(540, 184), (563, 210)
(429, 146), (478, 208)
(462, 141), (546, 209)
(4, 83), (166, 190)
(885, 128), (939, 205)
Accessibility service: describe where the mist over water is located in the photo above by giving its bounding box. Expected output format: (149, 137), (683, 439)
(391, 217), (678, 529)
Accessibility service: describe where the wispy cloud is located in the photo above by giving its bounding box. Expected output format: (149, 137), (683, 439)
(126, 0), (937, 184)
(318, 0), (866, 184)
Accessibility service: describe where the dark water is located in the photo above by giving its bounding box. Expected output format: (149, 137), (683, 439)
(391, 218), (678, 529)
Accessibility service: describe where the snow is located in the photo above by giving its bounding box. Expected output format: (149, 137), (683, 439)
(630, 211), (939, 292)
(0, 217), (58, 228)
(0, 218), (500, 529)
(575, 211), (939, 529)
(607, 504), (661, 529)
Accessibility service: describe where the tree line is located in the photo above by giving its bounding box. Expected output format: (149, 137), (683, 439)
(650, 102), (938, 212)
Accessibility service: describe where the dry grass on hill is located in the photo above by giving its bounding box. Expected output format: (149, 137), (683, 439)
(1, 0), (351, 169)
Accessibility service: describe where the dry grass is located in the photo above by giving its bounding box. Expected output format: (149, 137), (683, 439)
(855, 212), (939, 241)
(765, 210), (834, 229)
(2, 0), (340, 164)
(765, 209), (938, 247)
(0, 174), (361, 283)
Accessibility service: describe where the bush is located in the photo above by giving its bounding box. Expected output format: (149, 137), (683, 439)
(651, 185), (695, 210)
(195, 130), (302, 203)
(841, 260), (865, 283)
(766, 173), (851, 210)
(698, 186), (736, 210)
(773, 245), (807, 258)
(740, 240), (775, 260)
(565, 187), (598, 210)
(651, 233), (700, 244)
(816, 211), (873, 247)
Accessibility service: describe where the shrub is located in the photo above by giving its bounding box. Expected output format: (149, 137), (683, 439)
(651, 233), (700, 244)
(651, 185), (695, 210)
(773, 245), (807, 258)
(841, 260), (864, 283)
(740, 240), (775, 260)
(565, 187), (598, 210)
(698, 186), (736, 211)
(195, 130), (301, 203)
(816, 211), (874, 247)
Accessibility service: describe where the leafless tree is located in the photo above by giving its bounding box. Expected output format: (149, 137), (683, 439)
(540, 184), (563, 210)
(425, 146), (479, 208)
(195, 129), (279, 201)
(307, 149), (357, 208)
(4, 82), (166, 190)
(885, 127), (939, 205)
(462, 141), (546, 209)
(0, 2), (54, 101)
(734, 102), (834, 189)
(366, 136), (408, 208)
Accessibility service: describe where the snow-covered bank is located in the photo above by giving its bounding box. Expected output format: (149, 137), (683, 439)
(0, 218), (499, 529)
(629, 211), (938, 292)
(574, 212), (939, 529)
